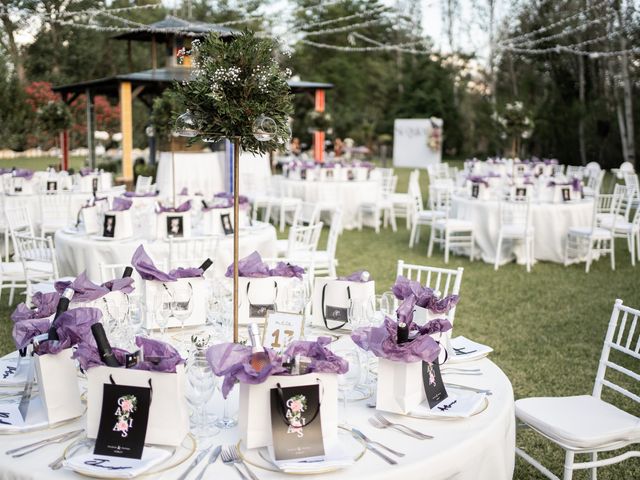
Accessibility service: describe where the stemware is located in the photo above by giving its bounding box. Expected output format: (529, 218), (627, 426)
(215, 384), (238, 429)
(380, 291), (396, 317)
(155, 287), (173, 339)
(187, 358), (219, 443)
(172, 282), (194, 343)
(334, 346), (362, 425)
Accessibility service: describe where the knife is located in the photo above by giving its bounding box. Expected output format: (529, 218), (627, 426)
(6, 429), (84, 456)
(176, 445), (213, 480)
(351, 429), (397, 465)
(193, 445), (222, 480)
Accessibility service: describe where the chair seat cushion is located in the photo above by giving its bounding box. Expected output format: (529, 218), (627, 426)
(516, 395), (640, 449)
(597, 213), (627, 227)
(568, 227), (612, 239)
(415, 210), (446, 221)
(433, 218), (473, 231)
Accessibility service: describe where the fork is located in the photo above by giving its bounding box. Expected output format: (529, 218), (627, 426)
(226, 445), (260, 480)
(373, 413), (434, 439)
(221, 447), (249, 480)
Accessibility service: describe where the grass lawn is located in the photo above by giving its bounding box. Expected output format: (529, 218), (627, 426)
(0, 156), (87, 172)
(0, 160), (638, 478)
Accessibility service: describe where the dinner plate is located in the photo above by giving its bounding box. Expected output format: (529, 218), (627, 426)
(89, 235), (132, 242)
(404, 392), (489, 420)
(62, 226), (85, 235)
(240, 427), (366, 475)
(62, 434), (196, 478)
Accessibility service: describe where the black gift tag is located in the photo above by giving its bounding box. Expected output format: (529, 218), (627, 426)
(300, 169), (307, 180)
(125, 351), (142, 369)
(14, 186), (22, 193)
(166, 216), (184, 237)
(94, 384), (151, 459)
(325, 305), (348, 323)
(270, 384), (324, 462)
(347, 169), (355, 181)
(471, 184), (479, 198)
(562, 187), (571, 202)
(92, 177), (99, 192)
(220, 213), (234, 235)
(46, 181), (57, 192)
(103, 214), (116, 238)
(250, 303), (275, 318)
(422, 361), (448, 409)
(515, 187), (527, 198)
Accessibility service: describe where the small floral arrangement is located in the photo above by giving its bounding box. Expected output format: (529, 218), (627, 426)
(286, 394), (308, 437)
(113, 394), (137, 438)
(427, 117), (442, 152)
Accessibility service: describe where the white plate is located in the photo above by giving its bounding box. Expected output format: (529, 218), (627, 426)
(62, 226), (84, 235)
(89, 235), (132, 242)
(406, 391), (488, 419)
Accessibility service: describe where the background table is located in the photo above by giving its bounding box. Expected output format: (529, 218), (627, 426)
(0, 357), (514, 480)
(281, 178), (379, 230)
(452, 196), (594, 264)
(54, 222), (277, 280)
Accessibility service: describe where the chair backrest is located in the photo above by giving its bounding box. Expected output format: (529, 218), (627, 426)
(596, 193), (616, 215)
(428, 163), (451, 182)
(429, 185), (453, 215)
(168, 236), (218, 270)
(613, 184), (632, 220)
(585, 161), (601, 174)
(287, 222), (323, 256)
(5, 206), (35, 238)
(326, 209), (343, 257)
(499, 198), (531, 231)
(135, 175), (153, 194)
(566, 165), (586, 179)
(298, 202), (322, 226)
(13, 233), (58, 281)
(39, 192), (72, 226)
(593, 299), (640, 406)
(379, 175), (398, 198)
(396, 260), (464, 324)
(624, 173), (639, 199)
(619, 161), (635, 174)
(585, 169), (605, 194)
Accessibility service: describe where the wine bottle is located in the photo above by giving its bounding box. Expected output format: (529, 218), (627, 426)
(122, 266), (133, 278)
(91, 323), (121, 367)
(201, 199), (209, 209)
(247, 323), (268, 372)
(198, 258), (213, 273)
(397, 322), (409, 344)
(47, 287), (74, 341)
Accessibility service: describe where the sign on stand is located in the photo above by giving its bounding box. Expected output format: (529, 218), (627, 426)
(392, 118), (443, 169)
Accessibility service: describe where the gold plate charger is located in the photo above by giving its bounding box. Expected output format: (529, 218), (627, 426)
(239, 427), (366, 475)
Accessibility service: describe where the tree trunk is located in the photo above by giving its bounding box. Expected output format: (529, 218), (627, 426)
(578, 54), (587, 166)
(614, 2), (636, 167)
(0, 14), (25, 83)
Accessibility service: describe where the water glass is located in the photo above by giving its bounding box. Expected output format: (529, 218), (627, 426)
(334, 347), (362, 425)
(187, 358), (219, 442)
(155, 288), (173, 339)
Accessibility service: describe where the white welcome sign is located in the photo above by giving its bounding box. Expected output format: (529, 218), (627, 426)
(393, 118), (443, 169)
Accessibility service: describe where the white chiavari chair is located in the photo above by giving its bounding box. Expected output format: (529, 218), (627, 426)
(565, 165), (586, 179)
(409, 182), (447, 248)
(494, 198), (534, 272)
(583, 169), (605, 198)
(396, 261), (464, 325)
(392, 169), (420, 230)
(13, 233), (58, 302)
(623, 172), (639, 209)
(289, 210), (342, 277)
(427, 187), (475, 264)
(516, 299), (640, 480)
(357, 175), (398, 233)
(168, 236), (219, 270)
(135, 175), (154, 194)
(39, 192), (72, 238)
(279, 222), (323, 283)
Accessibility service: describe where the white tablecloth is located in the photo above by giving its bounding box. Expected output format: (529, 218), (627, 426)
(452, 196), (594, 264)
(53, 222), (278, 280)
(0, 357), (514, 480)
(282, 178), (378, 230)
(156, 151), (272, 199)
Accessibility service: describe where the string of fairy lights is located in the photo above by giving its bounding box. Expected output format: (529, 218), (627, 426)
(0, 0), (638, 58)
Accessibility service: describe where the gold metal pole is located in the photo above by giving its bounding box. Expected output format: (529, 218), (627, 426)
(233, 138), (240, 343)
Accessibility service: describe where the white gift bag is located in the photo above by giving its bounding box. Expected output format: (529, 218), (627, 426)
(102, 210), (133, 239)
(239, 372), (338, 449)
(201, 207), (249, 235)
(86, 364), (189, 447)
(311, 278), (376, 331)
(155, 212), (191, 239)
(81, 206), (100, 234)
(376, 358), (425, 415)
(34, 349), (84, 425)
(70, 290), (130, 323)
(468, 182), (489, 200)
(78, 174), (101, 193)
(553, 184), (581, 203)
(238, 276), (302, 325)
(141, 277), (207, 330)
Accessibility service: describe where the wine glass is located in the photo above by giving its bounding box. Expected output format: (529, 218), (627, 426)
(172, 282), (194, 343)
(187, 358), (219, 443)
(380, 291), (396, 317)
(348, 300), (366, 329)
(215, 383), (239, 429)
(333, 345), (362, 425)
(287, 280), (307, 313)
(155, 287), (173, 339)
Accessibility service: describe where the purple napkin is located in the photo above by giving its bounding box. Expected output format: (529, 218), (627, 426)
(102, 277), (135, 294)
(338, 270), (371, 282)
(111, 197), (132, 211)
(351, 316), (450, 363)
(134, 336), (185, 372)
(225, 251), (270, 278)
(13, 168), (34, 180)
(391, 275), (424, 300)
(131, 245), (177, 282)
(73, 343), (130, 371)
(179, 187), (188, 195)
(466, 175), (489, 186)
(270, 262), (304, 280)
(206, 337), (348, 398)
(79, 167), (94, 176)
(392, 275), (460, 324)
(11, 291), (60, 349)
(123, 191), (158, 198)
(37, 308), (103, 355)
(55, 272), (109, 302)
(214, 192), (249, 205)
(156, 200), (191, 213)
(168, 267), (203, 279)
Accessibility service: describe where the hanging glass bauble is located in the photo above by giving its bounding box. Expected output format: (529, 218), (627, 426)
(174, 110), (198, 138)
(252, 115), (277, 142)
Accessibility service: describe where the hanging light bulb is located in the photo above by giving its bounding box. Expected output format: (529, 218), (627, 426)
(252, 115), (277, 142)
(174, 110), (198, 138)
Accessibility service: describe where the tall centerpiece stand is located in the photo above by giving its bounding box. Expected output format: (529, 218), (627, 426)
(172, 31), (293, 342)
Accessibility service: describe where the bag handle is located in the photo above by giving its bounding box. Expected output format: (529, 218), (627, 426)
(109, 374), (154, 402)
(321, 283), (351, 330)
(246, 280), (278, 306)
(274, 378), (323, 428)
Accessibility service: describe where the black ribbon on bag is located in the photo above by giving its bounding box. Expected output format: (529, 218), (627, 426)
(274, 379), (323, 428)
(321, 284), (352, 330)
(247, 280), (278, 318)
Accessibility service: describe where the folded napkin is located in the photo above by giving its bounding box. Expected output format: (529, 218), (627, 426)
(79, 167), (94, 176)
(391, 275), (459, 324)
(63, 447), (172, 478)
(224, 251), (304, 279)
(111, 197), (133, 211)
(410, 390), (486, 418)
(156, 200), (191, 213)
(269, 438), (354, 472)
(131, 245), (203, 282)
(55, 272), (109, 302)
(11, 292), (60, 349)
(12, 168), (34, 180)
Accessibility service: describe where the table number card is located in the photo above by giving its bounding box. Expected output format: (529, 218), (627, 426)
(94, 384), (151, 459)
(471, 184), (480, 199)
(561, 187), (571, 202)
(270, 384), (324, 462)
(262, 312), (303, 354)
(422, 361), (448, 409)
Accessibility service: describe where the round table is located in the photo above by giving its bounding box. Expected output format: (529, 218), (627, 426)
(281, 178), (378, 230)
(452, 195), (594, 264)
(0, 354), (514, 480)
(54, 222), (278, 280)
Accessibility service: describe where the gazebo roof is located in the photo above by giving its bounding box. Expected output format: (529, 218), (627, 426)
(112, 15), (238, 42)
(53, 68), (333, 98)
